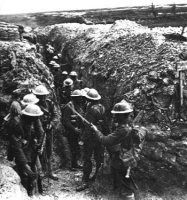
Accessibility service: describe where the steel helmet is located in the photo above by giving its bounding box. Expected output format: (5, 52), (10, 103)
(53, 55), (58, 60)
(32, 85), (50, 96)
(62, 71), (68, 75)
(49, 60), (57, 65)
(22, 104), (43, 116)
(21, 93), (39, 106)
(71, 90), (82, 97)
(63, 78), (73, 87)
(84, 88), (101, 100)
(52, 63), (60, 68)
(69, 71), (78, 76)
(111, 100), (133, 114)
(57, 53), (62, 58)
(49, 60), (60, 68)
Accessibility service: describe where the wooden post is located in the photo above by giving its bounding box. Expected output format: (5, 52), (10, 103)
(179, 70), (184, 107)
(178, 61), (187, 120)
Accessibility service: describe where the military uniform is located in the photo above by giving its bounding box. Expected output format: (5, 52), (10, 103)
(82, 102), (105, 182)
(60, 78), (73, 105)
(54, 71), (62, 88)
(62, 101), (83, 168)
(93, 123), (146, 194)
(37, 99), (59, 176)
(60, 87), (72, 105)
(7, 114), (44, 196)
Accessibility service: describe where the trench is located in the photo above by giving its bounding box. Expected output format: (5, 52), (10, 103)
(1, 20), (187, 199)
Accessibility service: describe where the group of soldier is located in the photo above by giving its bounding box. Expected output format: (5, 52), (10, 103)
(4, 64), (146, 200)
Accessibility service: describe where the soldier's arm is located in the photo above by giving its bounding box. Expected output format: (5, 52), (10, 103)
(93, 127), (125, 146)
(9, 118), (24, 138)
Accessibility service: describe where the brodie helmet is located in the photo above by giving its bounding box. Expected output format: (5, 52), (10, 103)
(22, 104), (43, 116)
(21, 93), (39, 106)
(111, 100), (133, 114)
(62, 71), (68, 75)
(32, 85), (50, 96)
(84, 88), (101, 100)
(69, 71), (78, 77)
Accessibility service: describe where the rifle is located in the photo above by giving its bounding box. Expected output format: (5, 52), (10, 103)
(40, 131), (46, 155)
(68, 102), (92, 126)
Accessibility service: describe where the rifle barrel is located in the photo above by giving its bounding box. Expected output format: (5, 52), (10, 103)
(69, 102), (91, 125)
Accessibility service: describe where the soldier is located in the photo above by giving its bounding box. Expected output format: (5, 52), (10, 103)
(62, 89), (84, 170)
(69, 71), (82, 90)
(4, 89), (23, 124)
(60, 78), (73, 105)
(59, 79), (74, 169)
(90, 100), (146, 200)
(61, 71), (68, 84)
(45, 43), (55, 64)
(81, 88), (90, 114)
(52, 55), (59, 63)
(33, 85), (59, 180)
(50, 61), (61, 94)
(77, 88), (105, 191)
(7, 104), (44, 196)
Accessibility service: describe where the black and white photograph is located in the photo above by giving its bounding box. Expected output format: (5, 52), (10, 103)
(0, 0), (187, 199)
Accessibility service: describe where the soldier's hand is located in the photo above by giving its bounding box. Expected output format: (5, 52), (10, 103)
(91, 125), (98, 132)
(71, 115), (77, 119)
(21, 139), (27, 145)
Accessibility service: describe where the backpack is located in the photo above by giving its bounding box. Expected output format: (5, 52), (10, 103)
(119, 125), (147, 168)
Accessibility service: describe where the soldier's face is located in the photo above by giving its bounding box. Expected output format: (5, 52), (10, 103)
(70, 76), (76, 81)
(38, 95), (46, 102)
(114, 113), (132, 124)
(73, 97), (82, 104)
(62, 75), (68, 79)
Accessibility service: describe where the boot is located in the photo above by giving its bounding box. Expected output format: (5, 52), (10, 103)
(27, 189), (33, 197)
(76, 182), (90, 192)
(48, 162), (58, 181)
(48, 173), (59, 181)
(121, 192), (135, 200)
(76, 175), (90, 192)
